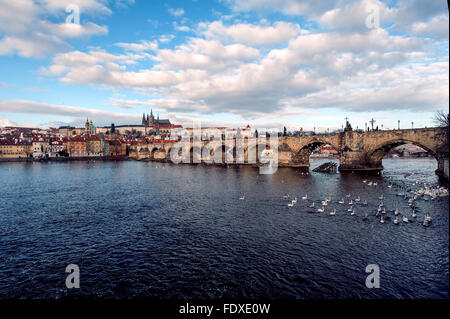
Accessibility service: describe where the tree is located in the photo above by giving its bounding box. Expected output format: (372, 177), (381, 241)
(433, 110), (449, 153)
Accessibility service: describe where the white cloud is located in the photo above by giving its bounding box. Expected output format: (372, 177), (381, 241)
(159, 34), (176, 43)
(0, 0), (111, 58)
(0, 100), (142, 126)
(0, 118), (18, 127)
(410, 14), (449, 39)
(226, 0), (337, 16)
(199, 21), (301, 46)
(115, 40), (158, 52)
(168, 8), (185, 17)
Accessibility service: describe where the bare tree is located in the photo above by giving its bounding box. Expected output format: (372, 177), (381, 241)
(433, 110), (449, 152)
(434, 110), (449, 127)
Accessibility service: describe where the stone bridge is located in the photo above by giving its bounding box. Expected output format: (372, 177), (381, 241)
(129, 127), (448, 173)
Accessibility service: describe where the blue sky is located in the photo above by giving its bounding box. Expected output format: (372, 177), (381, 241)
(0, 0), (448, 131)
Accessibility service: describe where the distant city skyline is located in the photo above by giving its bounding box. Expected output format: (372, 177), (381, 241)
(0, 0), (448, 131)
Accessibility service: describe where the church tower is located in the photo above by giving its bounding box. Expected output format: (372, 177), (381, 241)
(149, 109), (154, 126)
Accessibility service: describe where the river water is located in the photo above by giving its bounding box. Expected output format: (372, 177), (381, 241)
(0, 158), (448, 299)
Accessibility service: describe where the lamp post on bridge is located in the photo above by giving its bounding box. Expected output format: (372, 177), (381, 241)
(398, 120), (400, 130)
(314, 127), (316, 134)
(365, 123), (367, 131)
(411, 121), (414, 129)
(381, 124), (383, 130)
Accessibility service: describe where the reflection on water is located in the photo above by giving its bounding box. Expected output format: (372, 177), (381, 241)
(0, 158), (448, 299)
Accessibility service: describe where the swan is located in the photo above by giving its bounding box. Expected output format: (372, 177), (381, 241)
(380, 217), (385, 224)
(394, 217), (399, 225)
(338, 199), (345, 204)
(309, 202), (315, 208)
(292, 198), (297, 204)
(349, 200), (353, 205)
(402, 216), (409, 223)
(302, 194), (308, 200)
(330, 209), (336, 216)
(322, 201), (328, 206)
(394, 208), (399, 216)
(348, 206), (353, 212)
(283, 194), (290, 199)
(317, 207), (324, 213)
(355, 197), (360, 202)
(362, 214), (368, 221)
(288, 202), (294, 207)
(412, 210), (417, 218)
(239, 196), (245, 200)
(351, 209), (356, 216)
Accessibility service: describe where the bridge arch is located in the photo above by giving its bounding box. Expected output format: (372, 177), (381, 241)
(367, 139), (437, 164)
(291, 140), (340, 167)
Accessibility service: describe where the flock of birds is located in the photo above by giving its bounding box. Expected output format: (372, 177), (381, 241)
(240, 179), (448, 228)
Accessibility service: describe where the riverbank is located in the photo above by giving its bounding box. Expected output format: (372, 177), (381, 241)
(0, 156), (128, 163)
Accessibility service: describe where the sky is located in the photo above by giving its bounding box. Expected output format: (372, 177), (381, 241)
(0, 0), (448, 132)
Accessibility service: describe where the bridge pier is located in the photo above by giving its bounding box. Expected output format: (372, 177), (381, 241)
(338, 150), (383, 172)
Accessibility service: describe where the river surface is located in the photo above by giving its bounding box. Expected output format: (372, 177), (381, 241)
(0, 158), (448, 299)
